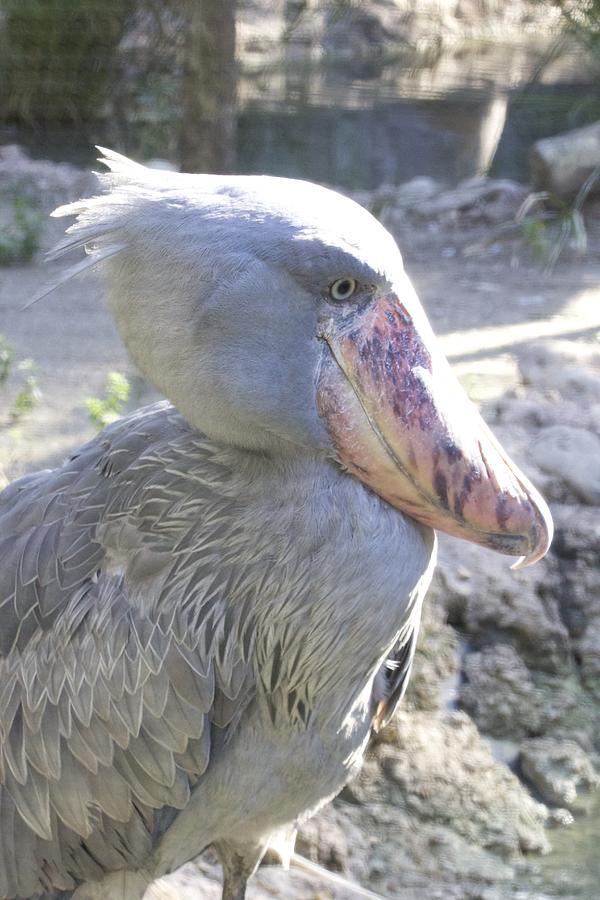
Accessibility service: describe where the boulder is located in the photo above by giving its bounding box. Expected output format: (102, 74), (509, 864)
(395, 176), (442, 208)
(530, 120), (600, 200)
(551, 503), (600, 566)
(519, 737), (599, 809)
(436, 536), (570, 675)
(532, 426), (600, 506)
(575, 619), (600, 700)
(337, 708), (550, 896)
(539, 514), (597, 656)
(404, 585), (460, 712)
(378, 711), (549, 856)
(296, 804), (369, 881)
(462, 641), (600, 750)
(517, 342), (600, 407)
(410, 176), (528, 224)
(460, 644), (545, 739)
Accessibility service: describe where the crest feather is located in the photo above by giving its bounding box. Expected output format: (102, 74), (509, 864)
(27, 147), (160, 308)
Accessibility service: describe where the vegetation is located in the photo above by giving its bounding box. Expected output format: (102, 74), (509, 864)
(0, 335), (41, 425)
(0, 195), (43, 266)
(85, 372), (131, 430)
(0, 337), (14, 388)
(516, 166), (599, 269)
(0, 0), (136, 122)
(10, 360), (41, 422)
(552, 0), (600, 54)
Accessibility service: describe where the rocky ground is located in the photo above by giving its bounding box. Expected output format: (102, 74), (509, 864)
(0, 147), (599, 898)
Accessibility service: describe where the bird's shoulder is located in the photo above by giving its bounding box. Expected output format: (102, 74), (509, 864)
(0, 401), (239, 647)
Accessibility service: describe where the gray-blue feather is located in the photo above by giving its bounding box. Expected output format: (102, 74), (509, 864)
(0, 150), (435, 898)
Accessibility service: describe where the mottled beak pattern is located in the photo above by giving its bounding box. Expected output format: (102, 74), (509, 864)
(317, 291), (553, 566)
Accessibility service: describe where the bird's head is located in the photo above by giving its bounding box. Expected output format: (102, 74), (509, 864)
(51, 149), (552, 566)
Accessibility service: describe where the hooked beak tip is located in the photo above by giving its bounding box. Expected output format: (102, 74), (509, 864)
(510, 499), (554, 570)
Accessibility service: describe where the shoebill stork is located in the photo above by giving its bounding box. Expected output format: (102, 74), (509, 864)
(0, 149), (552, 900)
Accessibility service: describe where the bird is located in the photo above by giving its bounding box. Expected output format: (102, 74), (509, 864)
(0, 149), (553, 900)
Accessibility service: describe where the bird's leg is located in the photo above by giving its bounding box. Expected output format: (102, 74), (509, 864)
(222, 867), (248, 900)
(215, 839), (267, 900)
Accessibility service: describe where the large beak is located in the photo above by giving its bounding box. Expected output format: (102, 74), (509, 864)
(316, 282), (553, 566)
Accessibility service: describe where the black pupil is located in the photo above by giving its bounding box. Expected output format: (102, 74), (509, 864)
(335, 280), (353, 297)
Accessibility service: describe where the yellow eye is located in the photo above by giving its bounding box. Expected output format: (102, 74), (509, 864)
(329, 277), (358, 301)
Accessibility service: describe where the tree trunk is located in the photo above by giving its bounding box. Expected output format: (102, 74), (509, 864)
(180, 0), (237, 174)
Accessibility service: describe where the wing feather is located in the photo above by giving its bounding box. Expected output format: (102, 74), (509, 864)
(4, 765), (51, 840)
(373, 606), (423, 730)
(0, 403), (257, 895)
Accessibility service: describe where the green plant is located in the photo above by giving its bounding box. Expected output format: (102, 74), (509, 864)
(464, 168), (599, 268)
(552, 0), (600, 53)
(517, 167), (599, 271)
(0, 0), (136, 122)
(0, 342), (42, 425)
(0, 197), (43, 266)
(85, 372), (131, 430)
(9, 360), (41, 422)
(0, 336), (14, 387)
(519, 213), (551, 260)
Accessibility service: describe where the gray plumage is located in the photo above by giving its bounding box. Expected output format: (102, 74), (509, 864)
(0, 150), (438, 899)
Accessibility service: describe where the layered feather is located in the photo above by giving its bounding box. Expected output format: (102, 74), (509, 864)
(0, 404), (257, 896)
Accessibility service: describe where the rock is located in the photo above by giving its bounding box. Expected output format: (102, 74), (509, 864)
(551, 503), (600, 566)
(404, 586), (460, 712)
(547, 807), (574, 827)
(436, 536), (570, 674)
(517, 342), (600, 406)
(460, 644), (545, 739)
(411, 177), (528, 224)
(363, 814), (516, 898)
(575, 619), (600, 700)
(378, 711), (549, 856)
(372, 177), (445, 232)
(530, 671), (600, 753)
(296, 804), (369, 881)
(519, 737), (599, 808)
(530, 120), (600, 200)
(492, 394), (558, 431)
(532, 426), (600, 505)
(492, 390), (600, 457)
(461, 648), (600, 752)
(331, 707), (553, 895)
(551, 368), (600, 407)
(395, 177), (443, 208)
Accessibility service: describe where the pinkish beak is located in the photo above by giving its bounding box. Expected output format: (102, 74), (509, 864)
(316, 283), (553, 567)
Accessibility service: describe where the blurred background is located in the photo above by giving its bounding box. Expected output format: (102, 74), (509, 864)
(0, 0), (598, 184)
(1, 2), (600, 899)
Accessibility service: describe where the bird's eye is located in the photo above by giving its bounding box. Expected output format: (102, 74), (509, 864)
(329, 277), (358, 301)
